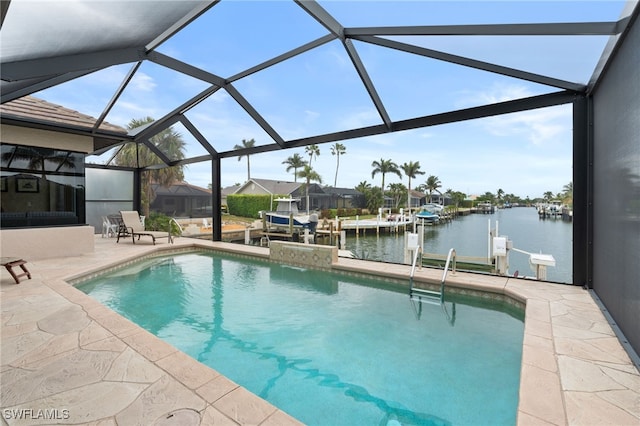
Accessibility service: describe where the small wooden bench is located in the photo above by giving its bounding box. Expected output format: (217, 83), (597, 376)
(1, 257), (32, 284)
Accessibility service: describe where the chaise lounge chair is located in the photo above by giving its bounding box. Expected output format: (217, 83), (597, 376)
(117, 211), (173, 245)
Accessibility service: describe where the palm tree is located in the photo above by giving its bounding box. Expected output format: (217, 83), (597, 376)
(371, 158), (402, 194)
(282, 153), (307, 182)
(445, 189), (467, 214)
(478, 191), (495, 203)
(543, 191), (554, 202)
(496, 188), (504, 205)
(387, 183), (406, 209)
(305, 144), (320, 165)
(425, 175), (442, 203)
(561, 181), (574, 206)
(234, 138), (256, 181)
(354, 181), (372, 209)
(115, 117), (186, 217)
(401, 161), (425, 214)
(366, 187), (384, 212)
(453, 191), (467, 206)
(330, 143), (346, 187)
(562, 181), (573, 196)
(355, 181), (372, 193)
(505, 193), (514, 203)
(296, 165), (322, 214)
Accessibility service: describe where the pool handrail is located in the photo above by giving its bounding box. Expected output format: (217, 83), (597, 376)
(409, 248), (457, 325)
(169, 218), (183, 237)
(441, 248), (457, 288)
(409, 245), (421, 281)
(409, 247), (456, 304)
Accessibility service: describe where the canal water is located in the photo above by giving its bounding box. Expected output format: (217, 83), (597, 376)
(345, 207), (573, 284)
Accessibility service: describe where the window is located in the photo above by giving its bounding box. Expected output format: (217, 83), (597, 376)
(0, 144), (85, 228)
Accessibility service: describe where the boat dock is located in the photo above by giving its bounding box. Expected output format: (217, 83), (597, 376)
(537, 202), (573, 221)
(421, 252), (494, 273)
(338, 217), (412, 235)
(177, 207), (484, 246)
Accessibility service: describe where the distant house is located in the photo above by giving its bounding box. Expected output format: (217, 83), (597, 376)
(221, 184), (240, 207)
(409, 190), (427, 209)
(436, 194), (452, 206)
(382, 189), (426, 210)
(320, 187), (361, 210)
(150, 182), (212, 217)
(233, 178), (301, 198)
(231, 178), (362, 211)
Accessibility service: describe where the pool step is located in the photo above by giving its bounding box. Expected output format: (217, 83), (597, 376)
(410, 295), (441, 306)
(410, 288), (442, 305)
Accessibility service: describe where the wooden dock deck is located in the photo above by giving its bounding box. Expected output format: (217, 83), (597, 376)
(421, 252), (494, 273)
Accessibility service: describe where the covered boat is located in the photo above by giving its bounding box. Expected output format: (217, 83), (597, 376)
(264, 198), (318, 231)
(415, 203), (443, 224)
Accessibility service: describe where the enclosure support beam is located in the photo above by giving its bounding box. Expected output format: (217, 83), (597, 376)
(572, 94), (592, 288)
(212, 157), (222, 241)
(133, 168), (142, 216)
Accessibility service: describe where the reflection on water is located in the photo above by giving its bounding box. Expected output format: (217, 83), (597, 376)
(346, 207), (573, 283)
(410, 298), (457, 326)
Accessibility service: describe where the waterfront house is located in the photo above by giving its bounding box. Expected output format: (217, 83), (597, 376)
(150, 182), (212, 218)
(232, 178), (362, 211)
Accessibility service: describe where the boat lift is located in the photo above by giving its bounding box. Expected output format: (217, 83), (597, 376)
(490, 220), (556, 280)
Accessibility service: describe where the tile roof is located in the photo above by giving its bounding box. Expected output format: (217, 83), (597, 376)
(0, 95), (126, 134)
(243, 178), (302, 195)
(322, 186), (362, 196)
(152, 182), (212, 196)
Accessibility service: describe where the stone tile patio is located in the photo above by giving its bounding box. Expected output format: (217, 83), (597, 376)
(1, 236), (638, 425)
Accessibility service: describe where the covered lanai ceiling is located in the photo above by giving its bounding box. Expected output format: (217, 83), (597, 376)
(1, 0), (637, 170)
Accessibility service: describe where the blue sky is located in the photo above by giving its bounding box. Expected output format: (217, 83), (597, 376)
(35, 0), (628, 199)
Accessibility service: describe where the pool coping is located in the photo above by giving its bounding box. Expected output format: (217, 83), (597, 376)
(1, 237), (638, 425)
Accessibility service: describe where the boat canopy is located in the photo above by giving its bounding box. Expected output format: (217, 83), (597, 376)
(274, 198), (301, 214)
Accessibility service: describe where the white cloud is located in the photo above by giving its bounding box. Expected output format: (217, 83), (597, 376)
(110, 101), (159, 124)
(81, 66), (129, 88)
(326, 47), (351, 69)
(304, 109), (320, 123)
(418, 131), (435, 140)
(130, 72), (156, 92)
(456, 82), (572, 146)
(482, 106), (571, 146)
(469, 83), (533, 105)
(338, 108), (381, 130)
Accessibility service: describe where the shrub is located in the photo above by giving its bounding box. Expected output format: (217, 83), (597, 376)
(227, 194), (290, 218)
(227, 194), (270, 218)
(320, 209), (334, 219)
(146, 212), (180, 235)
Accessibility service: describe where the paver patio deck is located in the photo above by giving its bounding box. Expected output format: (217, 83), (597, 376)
(1, 235), (638, 425)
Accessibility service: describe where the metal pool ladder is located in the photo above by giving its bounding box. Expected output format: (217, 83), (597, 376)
(410, 248), (457, 325)
(169, 218), (183, 238)
(410, 248), (456, 305)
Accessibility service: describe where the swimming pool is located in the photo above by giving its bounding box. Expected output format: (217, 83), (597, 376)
(77, 250), (524, 425)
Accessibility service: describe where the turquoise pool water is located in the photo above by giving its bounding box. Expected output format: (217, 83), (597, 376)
(77, 251), (524, 425)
